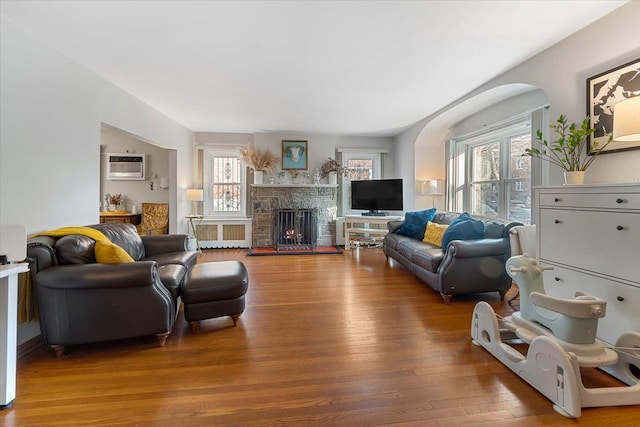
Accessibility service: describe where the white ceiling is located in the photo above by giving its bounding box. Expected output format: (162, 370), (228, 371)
(0, 1), (628, 136)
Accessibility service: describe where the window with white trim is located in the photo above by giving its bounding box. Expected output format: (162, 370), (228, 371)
(202, 148), (247, 217)
(451, 118), (532, 224)
(340, 151), (382, 215)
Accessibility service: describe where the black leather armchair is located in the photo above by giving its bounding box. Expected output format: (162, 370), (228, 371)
(26, 223), (197, 357)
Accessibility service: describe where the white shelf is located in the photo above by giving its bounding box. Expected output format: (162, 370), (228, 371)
(344, 215), (402, 250)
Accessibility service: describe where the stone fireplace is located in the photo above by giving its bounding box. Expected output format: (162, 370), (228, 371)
(251, 184), (338, 248)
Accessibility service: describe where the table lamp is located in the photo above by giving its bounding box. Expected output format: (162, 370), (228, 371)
(421, 179), (444, 208)
(613, 96), (640, 142)
(186, 189), (203, 215)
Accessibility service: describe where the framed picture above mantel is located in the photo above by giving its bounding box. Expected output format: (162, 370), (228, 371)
(282, 140), (308, 170)
(586, 57), (640, 155)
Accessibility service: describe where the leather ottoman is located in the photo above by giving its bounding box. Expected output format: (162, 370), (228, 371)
(181, 261), (249, 333)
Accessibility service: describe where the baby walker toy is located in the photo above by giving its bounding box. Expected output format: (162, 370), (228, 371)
(471, 254), (640, 418)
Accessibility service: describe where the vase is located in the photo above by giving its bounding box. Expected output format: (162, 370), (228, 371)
(328, 171), (338, 185)
(564, 171), (585, 185)
(254, 170), (264, 184)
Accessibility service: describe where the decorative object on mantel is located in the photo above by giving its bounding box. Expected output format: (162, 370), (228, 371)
(288, 169), (301, 184)
(320, 157), (345, 185)
(106, 193), (123, 211)
(523, 114), (611, 185)
(239, 144), (279, 184)
(282, 140), (308, 170)
(586, 57), (640, 154)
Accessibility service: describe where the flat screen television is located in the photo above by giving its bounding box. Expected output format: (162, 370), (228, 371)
(350, 179), (403, 216)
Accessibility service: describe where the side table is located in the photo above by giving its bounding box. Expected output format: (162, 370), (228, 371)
(186, 215), (204, 252)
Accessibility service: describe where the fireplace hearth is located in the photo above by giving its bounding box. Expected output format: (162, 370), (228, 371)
(274, 209), (317, 251)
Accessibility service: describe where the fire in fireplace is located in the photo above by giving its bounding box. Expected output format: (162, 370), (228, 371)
(274, 209), (317, 251)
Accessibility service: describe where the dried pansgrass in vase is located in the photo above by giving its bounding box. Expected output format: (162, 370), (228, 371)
(239, 145), (280, 172)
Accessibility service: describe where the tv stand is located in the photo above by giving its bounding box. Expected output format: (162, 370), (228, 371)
(344, 215), (403, 251)
(362, 211), (388, 217)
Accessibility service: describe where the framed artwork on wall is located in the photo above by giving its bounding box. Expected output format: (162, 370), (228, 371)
(586, 57), (640, 154)
(282, 140), (308, 170)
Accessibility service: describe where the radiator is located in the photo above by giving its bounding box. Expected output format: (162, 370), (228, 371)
(193, 219), (252, 248)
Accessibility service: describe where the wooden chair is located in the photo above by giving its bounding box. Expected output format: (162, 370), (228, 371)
(137, 203), (169, 235)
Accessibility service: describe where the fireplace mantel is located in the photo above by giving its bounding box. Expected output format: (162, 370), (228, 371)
(251, 184), (338, 188)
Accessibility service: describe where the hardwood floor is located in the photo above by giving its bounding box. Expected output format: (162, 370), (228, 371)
(4, 248), (639, 426)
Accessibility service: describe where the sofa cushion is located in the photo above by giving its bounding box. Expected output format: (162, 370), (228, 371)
(413, 246), (445, 273)
(158, 264), (187, 299)
(55, 235), (96, 265)
(143, 251), (198, 269)
(484, 221), (507, 238)
(423, 221), (448, 247)
(396, 208), (437, 240)
(441, 217), (485, 248)
(90, 223), (146, 260)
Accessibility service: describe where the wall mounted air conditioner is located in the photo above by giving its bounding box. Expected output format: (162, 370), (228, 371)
(106, 153), (145, 180)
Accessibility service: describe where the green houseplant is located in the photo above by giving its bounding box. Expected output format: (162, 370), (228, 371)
(524, 114), (612, 184)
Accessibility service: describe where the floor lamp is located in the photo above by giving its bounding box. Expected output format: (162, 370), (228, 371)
(186, 189), (203, 252)
(421, 179), (444, 209)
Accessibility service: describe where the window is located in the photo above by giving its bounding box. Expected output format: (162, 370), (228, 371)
(339, 150), (383, 215)
(202, 148), (247, 217)
(451, 118), (532, 224)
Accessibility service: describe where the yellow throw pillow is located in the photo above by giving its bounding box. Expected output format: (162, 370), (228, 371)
(423, 222), (449, 247)
(94, 240), (134, 264)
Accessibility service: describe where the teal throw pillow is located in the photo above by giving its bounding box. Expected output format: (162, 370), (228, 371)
(448, 212), (472, 227)
(396, 208), (437, 240)
(441, 218), (485, 248)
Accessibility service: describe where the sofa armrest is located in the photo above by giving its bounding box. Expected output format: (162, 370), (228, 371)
(445, 238), (510, 258)
(35, 262), (159, 290)
(437, 237), (512, 296)
(387, 220), (403, 233)
(142, 234), (189, 256)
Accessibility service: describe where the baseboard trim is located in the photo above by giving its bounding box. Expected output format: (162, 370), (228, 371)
(18, 335), (44, 359)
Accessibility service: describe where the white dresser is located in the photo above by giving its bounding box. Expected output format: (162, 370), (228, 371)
(535, 183), (640, 383)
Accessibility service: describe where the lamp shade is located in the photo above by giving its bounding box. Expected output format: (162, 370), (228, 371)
(421, 179), (444, 196)
(186, 189), (204, 202)
(613, 96), (640, 142)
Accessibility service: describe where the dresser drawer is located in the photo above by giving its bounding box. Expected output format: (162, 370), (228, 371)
(542, 264), (640, 345)
(539, 192), (640, 210)
(539, 209), (640, 283)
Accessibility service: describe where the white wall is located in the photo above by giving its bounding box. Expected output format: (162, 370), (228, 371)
(1, 17), (195, 343)
(398, 1), (640, 207)
(195, 131), (395, 181)
(1, 17), (195, 235)
(100, 127), (171, 212)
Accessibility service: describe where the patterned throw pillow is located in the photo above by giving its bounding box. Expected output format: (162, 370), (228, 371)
(422, 221), (449, 247)
(396, 208), (437, 240)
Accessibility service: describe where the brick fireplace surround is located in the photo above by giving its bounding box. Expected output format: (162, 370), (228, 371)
(250, 184), (338, 248)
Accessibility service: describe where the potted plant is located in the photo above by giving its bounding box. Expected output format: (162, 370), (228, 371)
(524, 114), (612, 184)
(320, 158), (345, 185)
(239, 145), (279, 184)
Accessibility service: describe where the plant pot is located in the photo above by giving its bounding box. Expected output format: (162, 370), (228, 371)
(328, 171), (338, 185)
(564, 171), (585, 185)
(254, 170), (264, 184)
